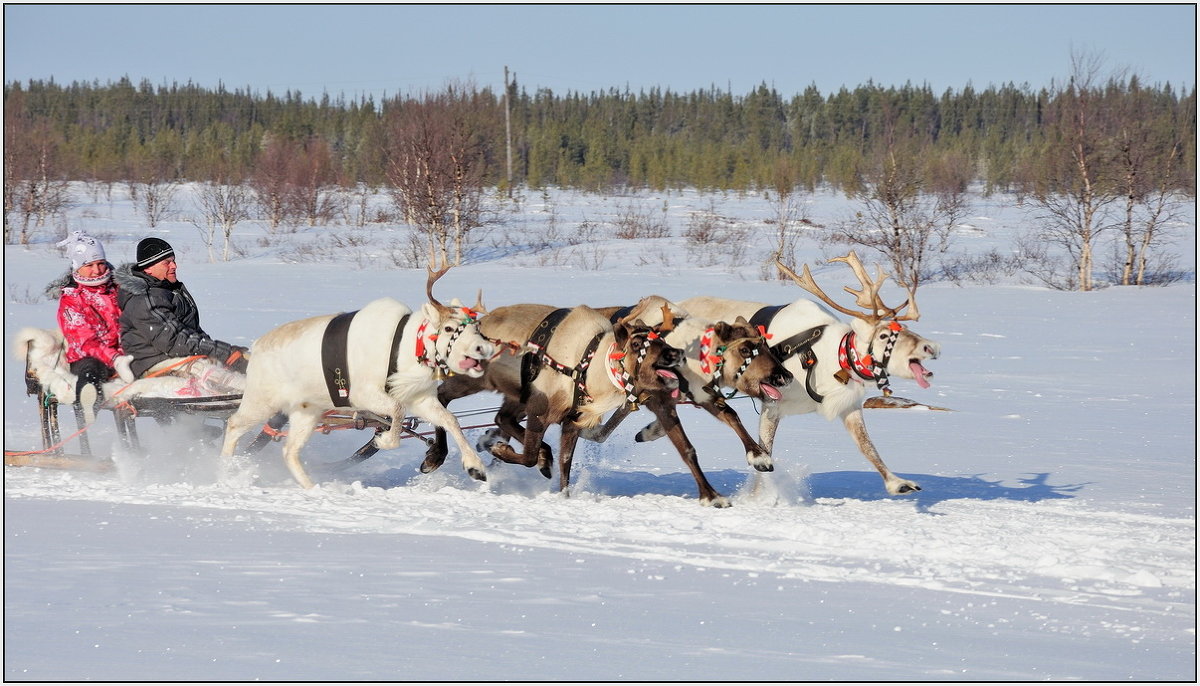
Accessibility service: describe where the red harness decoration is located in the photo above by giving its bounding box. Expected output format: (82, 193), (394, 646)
(698, 327), (722, 375)
(837, 332), (876, 381)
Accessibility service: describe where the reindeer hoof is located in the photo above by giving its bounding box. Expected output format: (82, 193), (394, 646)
(702, 495), (733, 508)
(476, 427), (506, 454)
(468, 467), (487, 482)
(888, 480), (921, 495)
(747, 452), (774, 473)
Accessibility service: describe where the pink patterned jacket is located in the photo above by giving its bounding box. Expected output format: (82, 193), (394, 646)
(55, 279), (124, 366)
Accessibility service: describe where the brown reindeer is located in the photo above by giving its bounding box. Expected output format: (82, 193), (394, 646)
(584, 296), (794, 472)
(424, 302), (758, 506)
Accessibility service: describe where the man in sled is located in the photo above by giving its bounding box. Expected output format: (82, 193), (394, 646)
(115, 237), (250, 396)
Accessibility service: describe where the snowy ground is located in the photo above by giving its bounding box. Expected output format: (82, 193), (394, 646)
(4, 184), (1196, 681)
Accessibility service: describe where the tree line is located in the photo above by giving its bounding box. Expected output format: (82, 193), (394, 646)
(4, 66), (1195, 290)
(5, 73), (1194, 195)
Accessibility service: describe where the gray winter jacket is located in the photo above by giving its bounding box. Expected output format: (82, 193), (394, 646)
(114, 263), (238, 377)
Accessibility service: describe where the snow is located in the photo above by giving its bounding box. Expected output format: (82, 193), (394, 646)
(4, 184), (1196, 681)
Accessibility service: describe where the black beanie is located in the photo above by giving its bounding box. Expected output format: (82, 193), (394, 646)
(135, 237), (175, 269)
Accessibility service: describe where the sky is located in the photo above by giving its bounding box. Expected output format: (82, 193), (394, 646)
(3, 3), (1196, 102)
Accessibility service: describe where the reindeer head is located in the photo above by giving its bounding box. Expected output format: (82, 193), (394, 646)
(705, 317), (793, 400)
(420, 265), (496, 378)
(778, 252), (940, 390)
(612, 317), (685, 398)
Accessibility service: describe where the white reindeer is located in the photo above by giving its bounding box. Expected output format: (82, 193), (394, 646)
(220, 268), (497, 489)
(660, 252), (941, 495)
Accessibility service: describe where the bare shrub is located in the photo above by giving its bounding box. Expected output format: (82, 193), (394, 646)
(1013, 230), (1079, 290)
(139, 179), (178, 227)
(612, 203), (670, 240)
(191, 182), (252, 262)
(573, 245), (609, 270)
(388, 235), (426, 269)
(569, 218), (600, 245)
(939, 250), (1027, 286)
(684, 205), (751, 267)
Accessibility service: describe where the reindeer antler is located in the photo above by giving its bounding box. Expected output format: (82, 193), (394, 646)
(426, 264), (451, 314)
(778, 252), (920, 323)
(659, 304), (676, 333)
(776, 259), (873, 321)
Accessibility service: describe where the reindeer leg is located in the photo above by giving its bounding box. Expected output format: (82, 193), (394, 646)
(578, 405), (633, 443)
(422, 380), (473, 474)
(486, 397), (553, 478)
(221, 402), (275, 458)
(646, 399), (730, 508)
(843, 408), (920, 495)
(408, 396), (487, 482)
(692, 395), (773, 472)
(280, 411), (320, 489)
(557, 421), (581, 496)
(758, 401), (782, 455)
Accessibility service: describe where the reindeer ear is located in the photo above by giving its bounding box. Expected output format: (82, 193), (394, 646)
(713, 321), (735, 341)
(613, 321), (635, 347)
(733, 315), (750, 325)
(420, 302), (441, 322)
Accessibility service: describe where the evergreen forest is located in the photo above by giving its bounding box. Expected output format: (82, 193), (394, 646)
(5, 75), (1195, 195)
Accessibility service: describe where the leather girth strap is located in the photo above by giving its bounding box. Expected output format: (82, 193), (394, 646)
(520, 308), (572, 403)
(322, 310), (410, 407)
(749, 304), (827, 403)
(322, 311), (358, 407)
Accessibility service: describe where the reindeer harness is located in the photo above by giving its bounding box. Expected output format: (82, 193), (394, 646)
(415, 307), (482, 377)
(837, 321), (903, 395)
(749, 304), (903, 401)
(697, 326), (772, 399)
(521, 308), (660, 411)
(321, 310), (410, 407)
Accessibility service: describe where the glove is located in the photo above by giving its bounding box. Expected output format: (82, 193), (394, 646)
(70, 357), (112, 387)
(112, 354), (136, 383)
(224, 346), (250, 374)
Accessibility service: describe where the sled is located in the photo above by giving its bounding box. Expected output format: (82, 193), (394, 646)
(6, 356), (490, 474)
(5, 384), (409, 473)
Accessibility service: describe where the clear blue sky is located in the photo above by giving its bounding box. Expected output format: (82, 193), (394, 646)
(4, 4), (1195, 101)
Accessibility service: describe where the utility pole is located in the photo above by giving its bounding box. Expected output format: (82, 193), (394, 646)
(504, 65), (513, 199)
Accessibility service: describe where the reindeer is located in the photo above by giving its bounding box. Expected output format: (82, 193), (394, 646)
(583, 297), (794, 472)
(655, 252), (941, 495)
(423, 301), (763, 505)
(219, 267), (497, 489)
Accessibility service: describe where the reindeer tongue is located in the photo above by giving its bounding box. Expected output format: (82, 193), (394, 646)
(760, 383), (783, 401)
(656, 369), (680, 399)
(910, 361), (932, 389)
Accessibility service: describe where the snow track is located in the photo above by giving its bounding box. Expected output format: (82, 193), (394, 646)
(6, 451), (1192, 623)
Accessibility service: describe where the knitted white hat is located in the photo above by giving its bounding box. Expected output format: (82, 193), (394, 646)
(57, 231), (106, 271)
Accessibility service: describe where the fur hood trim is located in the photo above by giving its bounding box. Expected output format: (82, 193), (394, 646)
(112, 262), (149, 296)
(43, 261), (116, 300)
